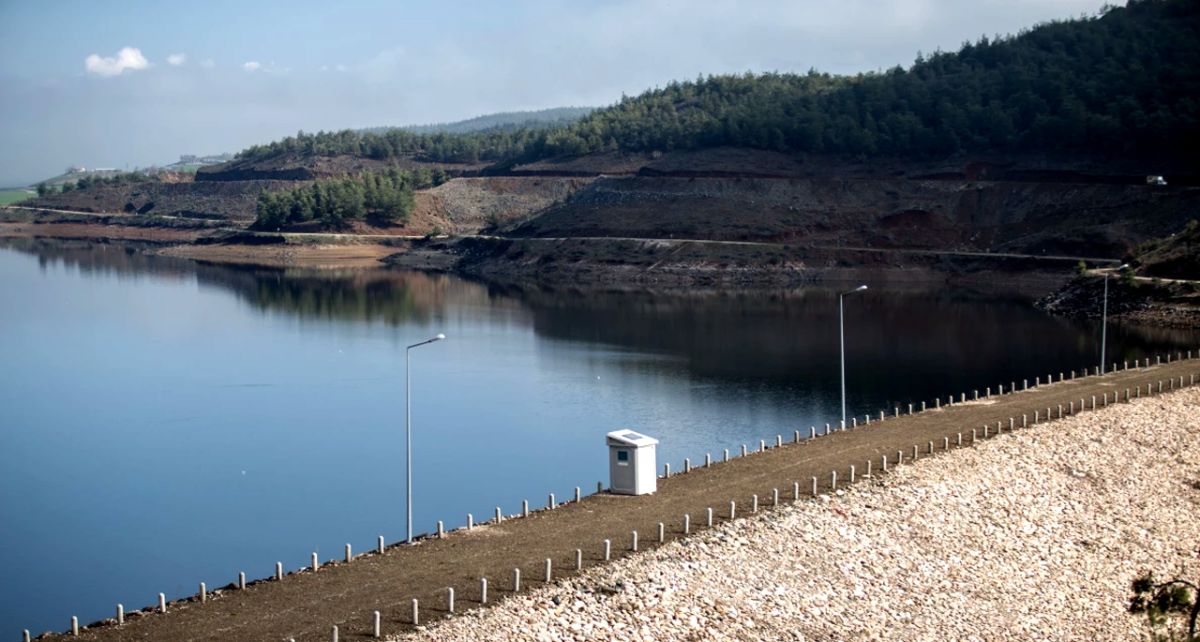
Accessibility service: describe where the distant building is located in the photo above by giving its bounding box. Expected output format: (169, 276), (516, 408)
(66, 165), (86, 174)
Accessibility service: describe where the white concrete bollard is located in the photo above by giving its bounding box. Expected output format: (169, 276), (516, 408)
(523, 500), (530, 517)
(881, 455), (888, 473)
(729, 500), (737, 519)
(412, 598), (420, 625)
(1023, 379), (1028, 390)
(880, 410), (885, 421)
(117, 604), (125, 625)
(544, 558), (552, 582)
(239, 571), (246, 589)
(345, 543), (352, 563)
(684, 514), (691, 534)
(943, 437), (949, 451)
(971, 429), (977, 443)
(983, 425), (989, 438)
(908, 403), (914, 414)
(664, 463), (670, 477)
(438, 520), (445, 538)
(957, 432), (962, 446)
(849, 465), (856, 483)
(481, 578), (488, 604)
(895, 407), (900, 417)
(776, 435), (783, 447)
(276, 562), (283, 581)
(332, 625), (339, 642)
(794, 430), (801, 443)
(496, 506), (503, 523)
(604, 539), (611, 561)
(23, 631), (30, 642)
(71, 617), (79, 636)
(200, 582), (207, 603)
(831, 471), (837, 491)
(705, 453), (712, 467)
(752, 495), (758, 513)
(935, 398), (941, 409)
(707, 507), (714, 527)
(631, 531), (638, 551)
(793, 481), (800, 500)
(312, 552), (319, 572)
(851, 418), (857, 428)
(1022, 414), (1028, 428)
(999, 384), (1005, 394)
(373, 610), (381, 638)
(658, 522), (665, 543)
(812, 476), (818, 495)
(741, 444), (748, 457)
(548, 493), (555, 509)
(577, 548), (584, 569)
(378, 535), (385, 554)
(921, 401), (926, 412)
(866, 459), (873, 477)
(575, 487), (581, 503)
(513, 568), (521, 592)
(724, 448), (730, 462)
(684, 458), (691, 473)
(447, 587), (455, 613)
(773, 488), (780, 506)
(809, 427), (816, 439)
(912, 444), (919, 460)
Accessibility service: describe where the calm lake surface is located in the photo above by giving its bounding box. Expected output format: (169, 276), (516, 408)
(1, 238), (1197, 636)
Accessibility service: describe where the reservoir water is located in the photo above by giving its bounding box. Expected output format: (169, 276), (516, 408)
(1, 237), (1197, 636)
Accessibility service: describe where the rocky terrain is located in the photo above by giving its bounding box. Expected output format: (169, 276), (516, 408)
(395, 387), (1200, 642)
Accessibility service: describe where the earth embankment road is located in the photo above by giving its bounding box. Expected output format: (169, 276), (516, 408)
(43, 355), (1200, 642)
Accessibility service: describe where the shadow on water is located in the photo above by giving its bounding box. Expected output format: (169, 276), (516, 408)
(4, 237), (1196, 399)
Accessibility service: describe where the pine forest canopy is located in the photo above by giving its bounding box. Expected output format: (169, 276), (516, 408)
(252, 167), (448, 229)
(235, 0), (1199, 167)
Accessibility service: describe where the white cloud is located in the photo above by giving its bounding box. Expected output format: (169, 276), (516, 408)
(200, 58), (215, 69)
(84, 47), (149, 77)
(166, 53), (187, 66)
(242, 61), (261, 71)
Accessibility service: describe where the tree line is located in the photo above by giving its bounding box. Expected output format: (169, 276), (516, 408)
(37, 172), (157, 196)
(253, 167), (448, 229)
(236, 0), (1199, 165)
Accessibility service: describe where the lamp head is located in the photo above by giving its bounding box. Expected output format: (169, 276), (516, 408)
(433, 333), (446, 341)
(855, 285), (868, 291)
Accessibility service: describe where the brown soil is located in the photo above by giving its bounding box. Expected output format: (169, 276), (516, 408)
(0, 222), (208, 243)
(44, 358), (1200, 641)
(159, 243), (400, 269)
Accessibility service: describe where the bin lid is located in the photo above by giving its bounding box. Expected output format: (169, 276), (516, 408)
(606, 429), (658, 447)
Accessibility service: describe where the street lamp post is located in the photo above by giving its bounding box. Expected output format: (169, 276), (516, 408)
(406, 333), (445, 543)
(1100, 264), (1128, 375)
(839, 285), (868, 429)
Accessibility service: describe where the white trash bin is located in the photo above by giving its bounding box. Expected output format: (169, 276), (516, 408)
(606, 429), (658, 495)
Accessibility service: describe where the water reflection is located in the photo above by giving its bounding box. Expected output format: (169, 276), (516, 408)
(1, 237), (1198, 636)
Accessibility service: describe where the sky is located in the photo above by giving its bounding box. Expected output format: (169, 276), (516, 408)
(0, 0), (1111, 187)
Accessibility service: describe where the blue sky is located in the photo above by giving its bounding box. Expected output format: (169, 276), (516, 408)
(0, 0), (1108, 186)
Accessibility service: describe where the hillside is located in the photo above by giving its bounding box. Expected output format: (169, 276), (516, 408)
(366, 107), (594, 135)
(221, 0), (1200, 172)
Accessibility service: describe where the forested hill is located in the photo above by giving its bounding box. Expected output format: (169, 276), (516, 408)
(233, 0), (1199, 166)
(388, 107), (594, 135)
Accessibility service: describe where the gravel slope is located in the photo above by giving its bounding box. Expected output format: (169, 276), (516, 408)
(396, 387), (1200, 641)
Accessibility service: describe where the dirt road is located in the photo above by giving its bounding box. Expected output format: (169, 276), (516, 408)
(36, 355), (1200, 641)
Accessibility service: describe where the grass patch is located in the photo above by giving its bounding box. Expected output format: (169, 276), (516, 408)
(0, 189), (34, 205)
